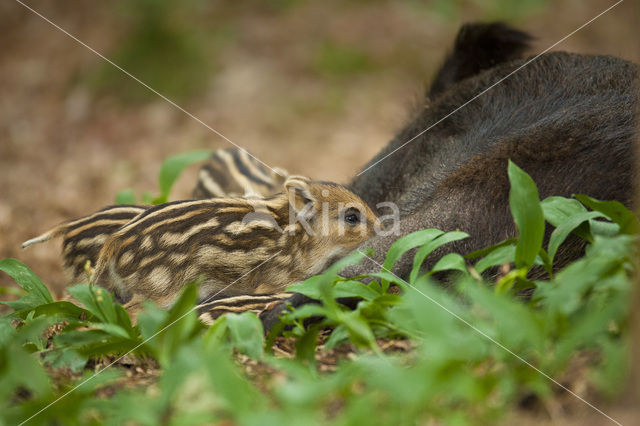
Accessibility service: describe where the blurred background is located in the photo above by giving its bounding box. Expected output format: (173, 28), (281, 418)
(1, 0), (638, 295)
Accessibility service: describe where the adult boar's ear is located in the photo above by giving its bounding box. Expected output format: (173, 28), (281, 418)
(428, 22), (533, 98)
(285, 175), (316, 219)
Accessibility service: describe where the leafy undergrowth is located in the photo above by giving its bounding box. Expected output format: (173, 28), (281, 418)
(1, 161), (637, 425)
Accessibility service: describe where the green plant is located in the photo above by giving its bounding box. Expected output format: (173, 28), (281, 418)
(0, 159), (636, 425)
(115, 150), (212, 205)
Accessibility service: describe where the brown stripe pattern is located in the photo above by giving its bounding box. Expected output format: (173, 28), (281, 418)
(93, 177), (379, 310)
(23, 205), (147, 283)
(196, 292), (293, 325)
(193, 147), (288, 199)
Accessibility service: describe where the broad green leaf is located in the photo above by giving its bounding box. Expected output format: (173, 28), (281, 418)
(337, 310), (378, 350)
(287, 250), (369, 303)
(474, 245), (515, 275)
(286, 275), (326, 300)
(201, 346), (264, 414)
(93, 323), (135, 339)
(366, 272), (408, 290)
(508, 161), (545, 270)
(9, 301), (94, 323)
(115, 188), (137, 204)
(141, 191), (155, 204)
(494, 267), (528, 294)
(464, 238), (517, 260)
(575, 194), (638, 235)
(154, 150), (212, 204)
(429, 253), (469, 275)
(67, 284), (119, 325)
(333, 280), (380, 301)
(547, 211), (604, 262)
(294, 323), (321, 367)
(383, 229), (444, 273)
(535, 235), (634, 315)
(0, 318), (51, 398)
(0, 258), (53, 311)
(226, 312), (264, 359)
(138, 285), (202, 365)
(463, 283), (544, 352)
(282, 303), (328, 321)
(323, 324), (350, 349)
(541, 196), (588, 227)
(43, 347), (89, 372)
(589, 220), (620, 238)
(409, 231), (468, 283)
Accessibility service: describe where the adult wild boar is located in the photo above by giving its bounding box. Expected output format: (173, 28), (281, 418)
(261, 23), (639, 328)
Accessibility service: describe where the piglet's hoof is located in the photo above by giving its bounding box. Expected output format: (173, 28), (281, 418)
(259, 293), (316, 332)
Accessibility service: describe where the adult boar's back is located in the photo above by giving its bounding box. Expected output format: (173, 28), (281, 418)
(259, 23), (638, 330)
(347, 25), (638, 279)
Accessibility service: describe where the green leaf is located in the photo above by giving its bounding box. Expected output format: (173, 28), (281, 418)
(429, 253), (468, 275)
(338, 310), (378, 350)
(508, 161), (545, 270)
(366, 272), (408, 290)
(287, 250), (369, 303)
(140, 191), (155, 204)
(93, 323), (135, 339)
(541, 196), (588, 227)
(494, 267), (528, 294)
(295, 323), (321, 367)
(409, 231), (468, 283)
(0, 319), (51, 398)
(286, 275), (326, 300)
(323, 324), (350, 349)
(383, 229), (444, 273)
(43, 347), (89, 372)
(115, 188), (137, 204)
(547, 211), (604, 262)
(464, 237), (518, 260)
(474, 245), (515, 275)
(226, 312), (264, 359)
(138, 284), (202, 366)
(333, 280), (380, 301)
(154, 150), (212, 204)
(9, 301), (94, 323)
(67, 285), (119, 325)
(0, 258), (53, 311)
(575, 194), (638, 235)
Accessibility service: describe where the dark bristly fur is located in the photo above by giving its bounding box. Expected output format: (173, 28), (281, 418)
(428, 22), (533, 98)
(259, 22), (639, 331)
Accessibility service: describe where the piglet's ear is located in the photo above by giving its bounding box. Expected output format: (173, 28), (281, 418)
(284, 176), (316, 215)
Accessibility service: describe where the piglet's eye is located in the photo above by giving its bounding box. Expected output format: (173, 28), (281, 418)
(342, 208), (362, 225)
(345, 214), (359, 224)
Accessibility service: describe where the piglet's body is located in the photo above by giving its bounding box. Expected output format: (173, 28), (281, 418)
(92, 176), (379, 309)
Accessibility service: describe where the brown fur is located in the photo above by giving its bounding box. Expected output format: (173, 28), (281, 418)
(92, 176), (379, 309)
(22, 205), (147, 283)
(193, 147), (288, 198)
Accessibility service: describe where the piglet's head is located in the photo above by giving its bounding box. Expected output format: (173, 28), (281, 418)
(284, 175), (379, 250)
